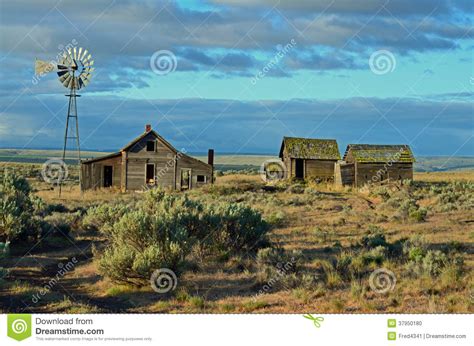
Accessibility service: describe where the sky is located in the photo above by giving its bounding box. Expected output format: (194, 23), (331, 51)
(0, 0), (473, 156)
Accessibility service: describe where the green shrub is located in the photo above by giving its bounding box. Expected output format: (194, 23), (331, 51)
(313, 227), (334, 243)
(189, 296), (205, 309)
(335, 251), (353, 278)
(96, 211), (188, 286)
(255, 247), (303, 288)
(209, 202), (269, 253)
(83, 203), (129, 233)
(371, 186), (391, 201)
(256, 247), (300, 271)
(421, 250), (447, 277)
(408, 247), (425, 263)
(360, 246), (387, 265)
(312, 259), (343, 288)
(404, 241), (464, 279)
(359, 226), (388, 249)
(409, 207), (427, 222)
(265, 211), (286, 227)
(0, 172), (36, 242)
(95, 189), (269, 286)
(402, 235), (427, 262)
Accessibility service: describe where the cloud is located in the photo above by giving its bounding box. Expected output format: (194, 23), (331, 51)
(0, 93), (471, 155)
(0, 0), (471, 157)
(0, 0), (471, 80)
(211, 0), (469, 17)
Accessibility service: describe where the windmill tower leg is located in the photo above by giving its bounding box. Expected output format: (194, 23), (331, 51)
(59, 78), (82, 197)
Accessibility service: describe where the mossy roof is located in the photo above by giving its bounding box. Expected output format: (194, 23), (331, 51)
(343, 144), (415, 163)
(279, 137), (341, 160)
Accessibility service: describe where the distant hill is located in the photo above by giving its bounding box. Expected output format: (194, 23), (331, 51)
(0, 149), (472, 172)
(412, 156), (474, 172)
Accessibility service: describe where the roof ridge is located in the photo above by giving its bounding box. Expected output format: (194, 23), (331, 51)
(121, 129), (178, 153)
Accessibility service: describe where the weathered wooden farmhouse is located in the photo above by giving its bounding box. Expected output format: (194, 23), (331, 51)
(335, 144), (415, 187)
(279, 137), (341, 181)
(81, 125), (213, 191)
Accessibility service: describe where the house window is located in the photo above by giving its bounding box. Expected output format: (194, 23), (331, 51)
(146, 140), (155, 152)
(197, 175), (206, 183)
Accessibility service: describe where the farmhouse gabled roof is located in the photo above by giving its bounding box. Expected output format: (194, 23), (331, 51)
(82, 128), (211, 168)
(279, 137), (341, 160)
(343, 144), (415, 163)
(121, 129), (178, 153)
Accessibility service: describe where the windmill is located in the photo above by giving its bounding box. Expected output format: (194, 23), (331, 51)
(35, 47), (94, 195)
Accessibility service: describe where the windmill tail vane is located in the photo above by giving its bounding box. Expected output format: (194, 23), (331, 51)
(34, 59), (55, 75)
(34, 47), (94, 196)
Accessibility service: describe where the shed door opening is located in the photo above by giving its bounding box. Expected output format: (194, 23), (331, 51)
(181, 169), (191, 190)
(295, 159), (304, 179)
(103, 166), (113, 187)
(146, 164), (155, 184)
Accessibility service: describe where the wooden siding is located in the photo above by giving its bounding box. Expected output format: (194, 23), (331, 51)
(334, 162), (355, 186)
(305, 159), (336, 181)
(81, 131), (212, 191)
(81, 155), (122, 190)
(175, 154), (212, 190)
(281, 149), (291, 178)
(127, 132), (175, 157)
(282, 153), (336, 181)
(120, 151), (127, 192)
(126, 133), (177, 190)
(126, 157), (176, 190)
(355, 162), (413, 187)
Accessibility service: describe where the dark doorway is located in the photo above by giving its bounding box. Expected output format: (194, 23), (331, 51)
(103, 166), (113, 187)
(146, 164), (155, 184)
(181, 169), (191, 190)
(295, 159), (304, 179)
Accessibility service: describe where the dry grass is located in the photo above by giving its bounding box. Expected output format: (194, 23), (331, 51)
(414, 171), (474, 182)
(1, 170), (473, 314)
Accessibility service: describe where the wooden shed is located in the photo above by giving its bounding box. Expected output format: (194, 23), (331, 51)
(279, 137), (341, 181)
(81, 125), (213, 191)
(335, 144), (415, 187)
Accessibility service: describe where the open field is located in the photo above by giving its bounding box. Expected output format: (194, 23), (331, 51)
(1, 161), (473, 314)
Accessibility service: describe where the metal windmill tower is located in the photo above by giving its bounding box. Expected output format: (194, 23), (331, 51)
(35, 47), (94, 195)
